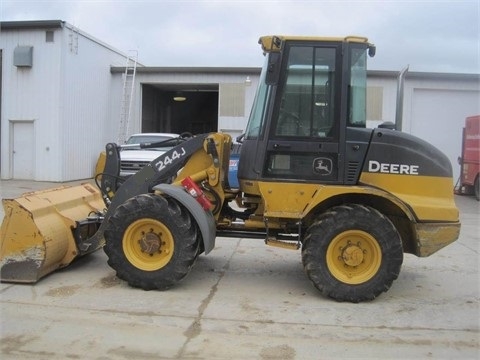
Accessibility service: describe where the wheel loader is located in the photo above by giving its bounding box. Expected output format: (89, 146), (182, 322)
(0, 35), (460, 302)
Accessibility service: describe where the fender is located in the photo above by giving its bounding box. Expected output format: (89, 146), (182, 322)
(153, 183), (217, 254)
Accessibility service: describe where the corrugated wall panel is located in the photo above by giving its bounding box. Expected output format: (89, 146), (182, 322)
(0, 28), (63, 180)
(1, 24), (129, 181)
(59, 27), (128, 181)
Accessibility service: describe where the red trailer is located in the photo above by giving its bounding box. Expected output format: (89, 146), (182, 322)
(457, 115), (480, 200)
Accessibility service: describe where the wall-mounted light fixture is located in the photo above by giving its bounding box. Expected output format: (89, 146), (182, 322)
(173, 92), (186, 101)
(245, 76), (251, 86)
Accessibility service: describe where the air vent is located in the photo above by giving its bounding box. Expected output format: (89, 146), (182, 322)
(120, 160), (150, 172)
(346, 161), (360, 183)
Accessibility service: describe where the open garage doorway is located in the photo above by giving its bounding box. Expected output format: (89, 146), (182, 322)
(141, 83), (218, 135)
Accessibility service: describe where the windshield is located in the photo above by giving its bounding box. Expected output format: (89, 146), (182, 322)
(244, 57), (270, 140)
(126, 135), (174, 144)
(348, 47), (368, 127)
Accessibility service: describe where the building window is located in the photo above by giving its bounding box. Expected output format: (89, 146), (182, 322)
(367, 86), (383, 121)
(46, 30), (54, 42)
(219, 83), (245, 117)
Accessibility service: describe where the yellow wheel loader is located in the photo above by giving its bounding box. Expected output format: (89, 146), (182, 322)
(0, 35), (460, 302)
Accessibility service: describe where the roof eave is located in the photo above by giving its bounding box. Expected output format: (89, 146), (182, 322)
(0, 20), (65, 30)
(110, 66), (262, 75)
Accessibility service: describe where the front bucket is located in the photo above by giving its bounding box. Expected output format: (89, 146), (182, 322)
(0, 183), (105, 283)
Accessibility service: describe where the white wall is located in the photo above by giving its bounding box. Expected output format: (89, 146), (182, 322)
(1, 23), (129, 181)
(366, 75), (397, 125)
(218, 74), (259, 141)
(1, 27), (63, 180)
(59, 26), (128, 181)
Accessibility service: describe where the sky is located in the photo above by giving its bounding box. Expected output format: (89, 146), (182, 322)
(1, 0), (479, 73)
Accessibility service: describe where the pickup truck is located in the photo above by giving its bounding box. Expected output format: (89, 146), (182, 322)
(120, 133), (180, 177)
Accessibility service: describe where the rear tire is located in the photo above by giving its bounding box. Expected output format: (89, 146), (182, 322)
(104, 193), (199, 290)
(302, 204), (403, 302)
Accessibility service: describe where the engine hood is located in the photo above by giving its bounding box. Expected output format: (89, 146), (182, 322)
(362, 128), (452, 178)
(120, 149), (170, 162)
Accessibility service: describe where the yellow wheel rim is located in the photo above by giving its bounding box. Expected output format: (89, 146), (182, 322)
(122, 218), (174, 271)
(326, 230), (382, 285)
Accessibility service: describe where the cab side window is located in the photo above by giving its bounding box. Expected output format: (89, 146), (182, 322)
(274, 46), (336, 138)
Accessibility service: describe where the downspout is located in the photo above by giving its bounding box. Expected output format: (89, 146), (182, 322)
(395, 65), (409, 131)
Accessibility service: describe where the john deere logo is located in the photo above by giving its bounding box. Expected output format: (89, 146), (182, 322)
(313, 157), (332, 175)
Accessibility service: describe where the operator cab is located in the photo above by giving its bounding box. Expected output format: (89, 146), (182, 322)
(238, 35), (375, 190)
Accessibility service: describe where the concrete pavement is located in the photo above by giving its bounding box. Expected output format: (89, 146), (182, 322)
(0, 179), (479, 359)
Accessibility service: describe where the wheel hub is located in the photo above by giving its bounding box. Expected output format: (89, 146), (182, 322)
(123, 218), (175, 271)
(342, 244), (364, 267)
(326, 230), (382, 285)
(139, 231), (161, 255)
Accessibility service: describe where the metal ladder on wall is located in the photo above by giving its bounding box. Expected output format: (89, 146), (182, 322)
(117, 51), (138, 144)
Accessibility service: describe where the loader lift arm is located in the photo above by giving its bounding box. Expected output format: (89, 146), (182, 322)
(81, 133), (210, 254)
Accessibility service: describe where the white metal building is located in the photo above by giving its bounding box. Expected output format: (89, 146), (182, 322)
(1, 20), (479, 183)
(0, 20), (131, 181)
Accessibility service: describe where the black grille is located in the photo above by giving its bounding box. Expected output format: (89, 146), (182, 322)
(346, 161), (360, 183)
(120, 161), (150, 172)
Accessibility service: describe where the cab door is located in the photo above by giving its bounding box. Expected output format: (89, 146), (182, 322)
(263, 43), (344, 184)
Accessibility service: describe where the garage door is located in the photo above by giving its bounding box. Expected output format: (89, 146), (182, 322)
(410, 89), (480, 182)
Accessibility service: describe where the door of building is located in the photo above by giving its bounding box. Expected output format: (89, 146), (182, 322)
(11, 120), (34, 179)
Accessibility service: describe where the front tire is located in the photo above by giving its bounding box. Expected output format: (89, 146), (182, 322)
(302, 204), (403, 302)
(104, 193), (199, 290)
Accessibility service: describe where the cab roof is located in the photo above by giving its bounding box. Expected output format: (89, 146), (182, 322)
(259, 35), (371, 52)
